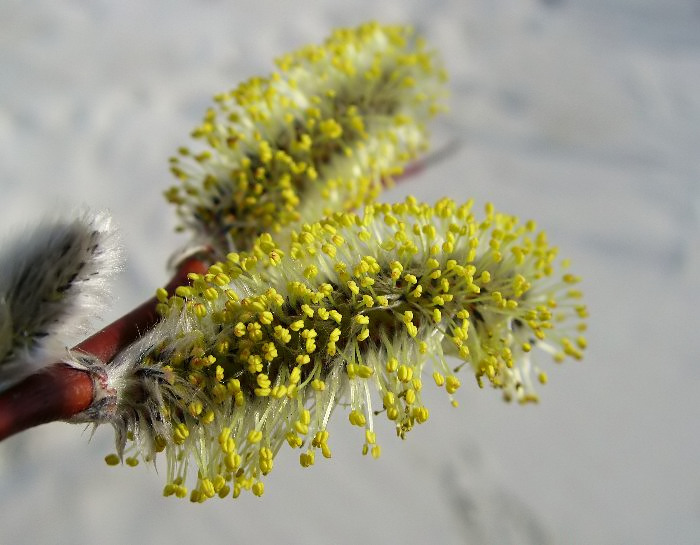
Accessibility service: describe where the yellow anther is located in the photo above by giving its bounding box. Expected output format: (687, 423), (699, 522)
(326, 341), (337, 356)
(349, 410), (366, 427)
(300, 450), (315, 468)
(295, 420), (309, 435)
(290, 319), (305, 331)
(155, 287), (169, 303)
(358, 364), (374, 378)
(446, 375), (461, 394)
(190, 490), (204, 503)
(405, 388), (416, 405)
(329, 327), (341, 342)
(397, 365), (413, 382)
(301, 328), (317, 339)
(213, 475), (227, 493)
(256, 374), (271, 388)
(413, 407), (429, 423)
(405, 322), (418, 337)
(247, 322), (263, 341)
(289, 366), (302, 385)
(223, 452), (241, 472)
(410, 285), (423, 298)
(247, 430), (264, 444)
(104, 454), (120, 466)
(286, 432), (303, 449)
(193, 303), (207, 319)
(274, 326), (291, 343)
(200, 479), (215, 498)
(311, 379), (326, 391)
(188, 401), (203, 417)
(247, 355), (263, 373)
(218, 427), (232, 445)
(305, 337), (317, 353)
(259, 310), (274, 324)
(321, 443), (332, 458)
(320, 118), (343, 138)
(563, 273), (580, 284)
(175, 286), (193, 298)
(173, 423), (190, 444)
(383, 392), (395, 407)
(252, 482), (264, 497)
(203, 287), (219, 301)
(312, 430), (330, 446)
(271, 385), (288, 398)
(329, 310), (343, 323)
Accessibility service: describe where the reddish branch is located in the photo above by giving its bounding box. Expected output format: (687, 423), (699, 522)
(391, 140), (461, 183)
(0, 256), (208, 441)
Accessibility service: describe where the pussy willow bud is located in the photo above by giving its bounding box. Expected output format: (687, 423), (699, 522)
(98, 196), (586, 502)
(165, 22), (446, 257)
(0, 211), (120, 392)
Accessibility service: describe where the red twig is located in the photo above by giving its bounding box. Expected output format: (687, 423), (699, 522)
(387, 140), (462, 186)
(0, 256), (209, 441)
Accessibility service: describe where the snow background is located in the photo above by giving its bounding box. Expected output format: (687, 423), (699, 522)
(1, 0), (699, 543)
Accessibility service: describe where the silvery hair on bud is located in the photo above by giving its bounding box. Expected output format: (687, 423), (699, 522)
(0, 210), (121, 392)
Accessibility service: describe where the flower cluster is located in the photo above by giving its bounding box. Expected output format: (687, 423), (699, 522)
(104, 197), (586, 501)
(0, 20), (587, 506)
(165, 22), (446, 256)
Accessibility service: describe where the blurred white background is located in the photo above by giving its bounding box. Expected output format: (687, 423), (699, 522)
(1, 1), (699, 543)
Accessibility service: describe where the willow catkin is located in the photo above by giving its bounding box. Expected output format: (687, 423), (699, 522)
(0, 211), (120, 392)
(166, 22), (447, 257)
(101, 197), (587, 501)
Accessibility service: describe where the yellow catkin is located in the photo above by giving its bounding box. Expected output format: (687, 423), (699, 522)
(123, 184), (585, 501)
(166, 22), (446, 256)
